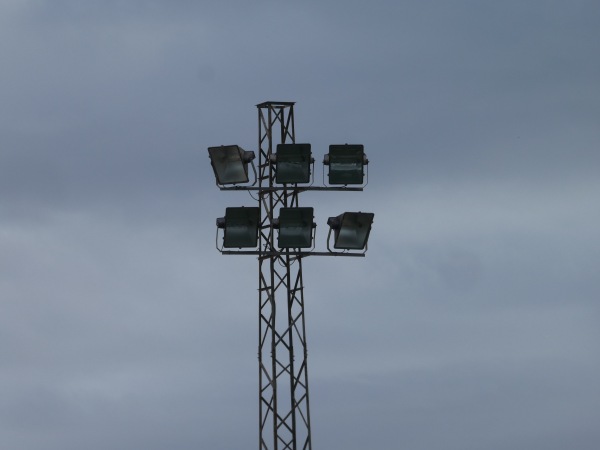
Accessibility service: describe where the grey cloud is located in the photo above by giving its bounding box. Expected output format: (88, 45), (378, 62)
(1, 1), (599, 449)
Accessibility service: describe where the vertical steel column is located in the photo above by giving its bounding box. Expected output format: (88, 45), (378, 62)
(257, 102), (312, 450)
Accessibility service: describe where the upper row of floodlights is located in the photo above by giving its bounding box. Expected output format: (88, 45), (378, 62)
(208, 143), (369, 187)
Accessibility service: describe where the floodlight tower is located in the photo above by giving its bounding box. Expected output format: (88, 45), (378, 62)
(208, 101), (374, 450)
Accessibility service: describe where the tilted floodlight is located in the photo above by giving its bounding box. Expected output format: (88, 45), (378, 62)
(274, 143), (313, 184)
(327, 212), (374, 250)
(323, 144), (368, 185)
(216, 207), (260, 248)
(275, 207), (315, 248)
(208, 145), (256, 185)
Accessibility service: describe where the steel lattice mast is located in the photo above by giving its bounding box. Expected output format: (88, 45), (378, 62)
(209, 101), (373, 450)
(257, 102), (312, 450)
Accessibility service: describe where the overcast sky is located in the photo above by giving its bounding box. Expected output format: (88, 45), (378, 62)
(1, 1), (599, 449)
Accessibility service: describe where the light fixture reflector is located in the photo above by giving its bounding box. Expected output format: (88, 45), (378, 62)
(218, 207), (260, 248)
(325, 144), (366, 185)
(275, 144), (312, 184)
(277, 207), (314, 248)
(328, 212), (374, 250)
(208, 145), (255, 185)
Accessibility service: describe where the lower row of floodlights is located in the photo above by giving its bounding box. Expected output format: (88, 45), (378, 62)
(216, 207), (375, 253)
(208, 143), (368, 187)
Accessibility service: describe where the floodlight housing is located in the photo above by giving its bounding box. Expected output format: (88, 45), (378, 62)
(275, 143), (312, 184)
(276, 207), (315, 248)
(327, 212), (374, 250)
(324, 144), (368, 185)
(208, 145), (256, 185)
(217, 207), (260, 248)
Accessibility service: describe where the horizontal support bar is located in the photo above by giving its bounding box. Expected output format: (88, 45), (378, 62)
(256, 101), (295, 107)
(219, 186), (364, 192)
(220, 250), (365, 258)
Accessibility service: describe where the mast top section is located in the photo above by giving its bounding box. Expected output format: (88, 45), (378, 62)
(256, 101), (295, 108)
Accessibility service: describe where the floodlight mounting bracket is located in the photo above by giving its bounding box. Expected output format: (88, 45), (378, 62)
(215, 227), (224, 253)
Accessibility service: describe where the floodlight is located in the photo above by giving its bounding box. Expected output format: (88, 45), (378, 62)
(274, 143), (312, 184)
(324, 144), (368, 185)
(208, 145), (256, 185)
(327, 212), (374, 250)
(216, 207), (260, 248)
(276, 207), (315, 248)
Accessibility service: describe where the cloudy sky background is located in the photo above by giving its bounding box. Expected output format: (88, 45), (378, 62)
(1, 0), (599, 448)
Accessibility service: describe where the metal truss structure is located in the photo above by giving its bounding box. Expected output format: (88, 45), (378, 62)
(257, 102), (311, 450)
(212, 101), (369, 450)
